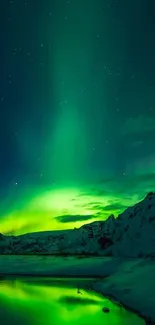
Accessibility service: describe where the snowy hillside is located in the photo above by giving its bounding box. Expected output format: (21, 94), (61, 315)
(110, 191), (155, 257)
(0, 192), (155, 257)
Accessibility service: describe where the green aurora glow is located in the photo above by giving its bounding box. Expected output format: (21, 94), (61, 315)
(0, 1), (155, 235)
(0, 177), (154, 235)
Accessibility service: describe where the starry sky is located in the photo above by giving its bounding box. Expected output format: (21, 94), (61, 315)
(0, 0), (155, 235)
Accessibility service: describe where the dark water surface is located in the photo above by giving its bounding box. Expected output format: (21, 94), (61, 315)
(0, 278), (145, 325)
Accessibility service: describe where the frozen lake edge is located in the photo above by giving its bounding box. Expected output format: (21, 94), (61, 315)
(0, 255), (154, 323)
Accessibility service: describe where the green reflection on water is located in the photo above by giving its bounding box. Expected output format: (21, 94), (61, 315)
(0, 278), (144, 325)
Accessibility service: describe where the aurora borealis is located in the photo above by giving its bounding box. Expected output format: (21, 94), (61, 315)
(0, 0), (155, 235)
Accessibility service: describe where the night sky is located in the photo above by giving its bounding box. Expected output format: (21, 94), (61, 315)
(0, 0), (155, 235)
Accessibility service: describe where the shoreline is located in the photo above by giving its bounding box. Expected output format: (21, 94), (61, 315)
(90, 287), (148, 324)
(0, 274), (146, 323)
(0, 255), (154, 323)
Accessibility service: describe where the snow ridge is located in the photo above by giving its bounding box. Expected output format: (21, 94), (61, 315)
(0, 192), (155, 257)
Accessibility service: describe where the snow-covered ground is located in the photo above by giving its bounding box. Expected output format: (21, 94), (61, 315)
(0, 255), (121, 277)
(0, 255), (154, 323)
(92, 258), (155, 323)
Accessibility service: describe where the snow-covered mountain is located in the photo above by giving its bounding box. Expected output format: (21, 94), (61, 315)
(0, 192), (155, 257)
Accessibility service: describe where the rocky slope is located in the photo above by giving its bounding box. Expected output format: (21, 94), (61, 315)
(0, 192), (155, 257)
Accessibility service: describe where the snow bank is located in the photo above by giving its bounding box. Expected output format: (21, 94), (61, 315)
(92, 258), (155, 323)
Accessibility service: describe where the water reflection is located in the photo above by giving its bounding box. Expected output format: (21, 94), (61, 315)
(0, 278), (145, 325)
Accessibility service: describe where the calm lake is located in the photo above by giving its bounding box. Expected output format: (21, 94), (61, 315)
(0, 278), (145, 325)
